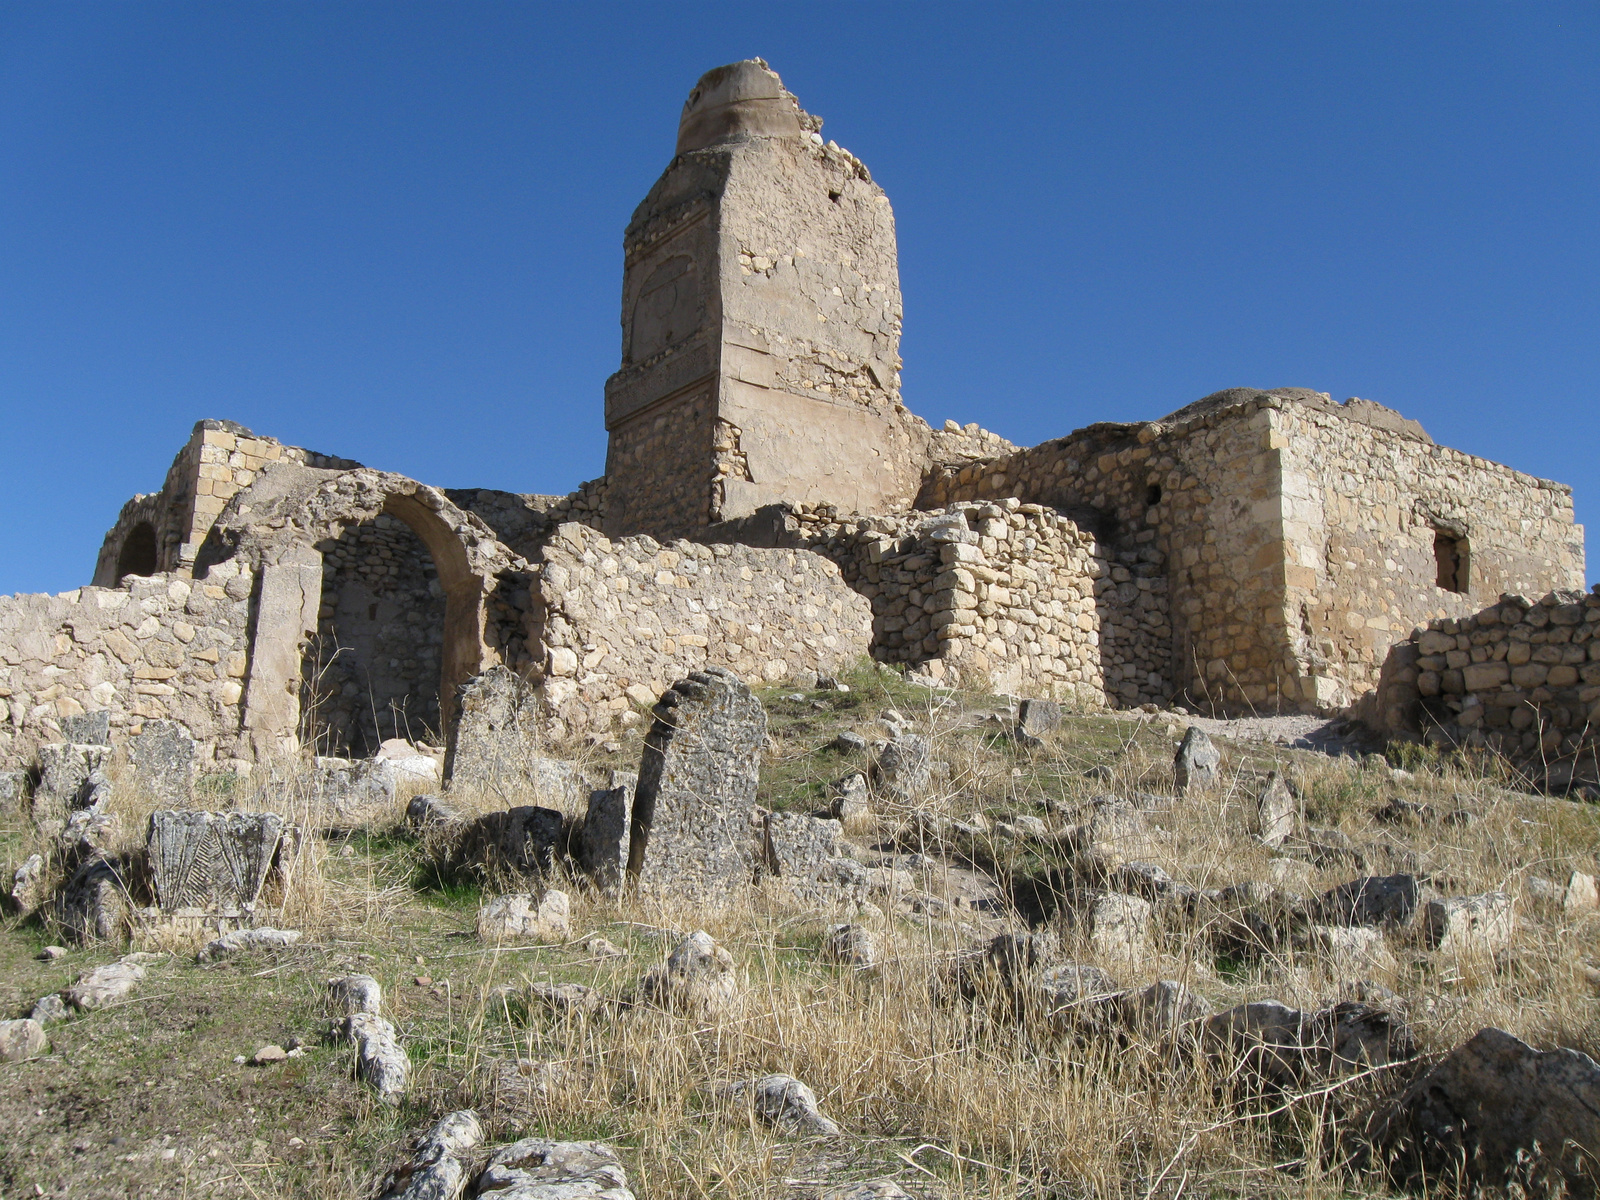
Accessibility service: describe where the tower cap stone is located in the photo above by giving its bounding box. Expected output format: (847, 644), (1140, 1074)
(676, 59), (807, 155)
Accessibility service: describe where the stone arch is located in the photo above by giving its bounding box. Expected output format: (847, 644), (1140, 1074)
(115, 522), (160, 579)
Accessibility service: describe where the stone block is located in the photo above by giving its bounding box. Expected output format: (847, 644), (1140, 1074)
(0, 1018), (49, 1063)
(476, 891), (571, 943)
(1017, 698), (1062, 736)
(578, 785), (632, 893)
(474, 1138), (635, 1200)
(9, 853), (47, 917)
(870, 734), (931, 801)
(0, 768), (28, 811)
(131, 719), (195, 806)
(1426, 892), (1514, 954)
(1255, 770), (1298, 847)
(35, 742), (110, 821)
(147, 810), (285, 917)
(59, 710), (110, 745)
(628, 669), (766, 900)
(1315, 874), (1425, 928)
(460, 805), (566, 882)
(56, 856), (128, 945)
(1174, 727), (1220, 793)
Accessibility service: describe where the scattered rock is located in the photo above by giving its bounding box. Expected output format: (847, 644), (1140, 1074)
(829, 772), (870, 822)
(341, 1011), (410, 1101)
(722, 1073), (841, 1136)
(474, 1138), (635, 1200)
(404, 794), (460, 830)
(56, 853), (127, 945)
(819, 1183), (914, 1200)
(1266, 857), (1316, 891)
(39, 945), (67, 961)
(582, 935), (626, 959)
(1255, 771), (1298, 846)
(29, 993), (68, 1024)
(821, 923), (879, 968)
(630, 669), (767, 900)
(1369, 1026), (1600, 1198)
(1105, 979), (1212, 1035)
(528, 980), (606, 1017)
(327, 974), (383, 1017)
(1059, 890), (1153, 962)
(35, 742), (111, 822)
(251, 1044), (287, 1065)
(871, 734), (931, 802)
(0, 768), (29, 811)
(1173, 727), (1220, 794)
(1315, 874), (1425, 928)
(1309, 924), (1399, 974)
(377, 1109), (483, 1200)
(1425, 892), (1515, 954)
(1017, 698), (1062, 738)
(832, 731), (868, 754)
(63, 957), (145, 1010)
(477, 1058), (573, 1108)
(477, 891), (571, 943)
(196, 927), (302, 963)
(0, 1018), (50, 1062)
(10, 853), (47, 917)
(638, 930), (741, 1017)
(457, 805), (568, 883)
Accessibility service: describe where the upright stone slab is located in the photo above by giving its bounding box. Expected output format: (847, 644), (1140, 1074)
(1173, 726), (1220, 794)
(579, 785), (633, 893)
(35, 742), (111, 821)
(1017, 699), (1062, 737)
(628, 668), (766, 899)
(132, 720), (195, 807)
(147, 810), (286, 917)
(449, 668), (586, 811)
(60, 711), (110, 746)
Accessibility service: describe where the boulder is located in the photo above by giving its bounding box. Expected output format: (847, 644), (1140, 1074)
(147, 810), (285, 917)
(1255, 771), (1298, 847)
(377, 1109), (484, 1200)
(1173, 727), (1220, 794)
(64, 958), (145, 1010)
(473, 1138), (635, 1200)
(341, 1011), (409, 1101)
(0, 1018), (49, 1062)
(1204, 999), (1415, 1092)
(1370, 1027), (1600, 1198)
(870, 734), (931, 801)
(1315, 874), (1425, 928)
(1425, 892), (1515, 954)
(477, 891), (571, 943)
(722, 1073), (841, 1137)
(821, 923), (879, 968)
(638, 930), (741, 1018)
(328, 974), (382, 1017)
(629, 670), (767, 900)
(130, 720), (195, 807)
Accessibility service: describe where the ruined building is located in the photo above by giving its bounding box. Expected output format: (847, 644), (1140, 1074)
(0, 59), (1587, 777)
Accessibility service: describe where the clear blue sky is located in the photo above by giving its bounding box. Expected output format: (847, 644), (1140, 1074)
(1, 2), (1595, 595)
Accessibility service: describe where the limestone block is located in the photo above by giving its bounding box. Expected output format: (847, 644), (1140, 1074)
(328, 974), (383, 1017)
(195, 927), (301, 962)
(1314, 874), (1425, 928)
(10, 853), (46, 916)
(376, 1109), (483, 1200)
(1426, 892), (1514, 954)
(341, 1011), (410, 1102)
(628, 669), (766, 899)
(1017, 697), (1062, 736)
(473, 1138), (635, 1200)
(721, 1073), (841, 1137)
(35, 743), (110, 821)
(820, 922), (879, 968)
(130, 719), (195, 806)
(147, 810), (285, 916)
(639, 930), (741, 1018)
(59, 710), (110, 745)
(460, 806), (566, 881)
(870, 734), (931, 801)
(0, 769), (28, 812)
(476, 891), (571, 943)
(56, 857), (128, 945)
(1061, 890), (1152, 962)
(0, 1018), (49, 1063)
(306, 757), (398, 825)
(64, 958), (144, 1009)
(578, 785), (632, 893)
(1255, 771), (1298, 847)
(1173, 727), (1220, 794)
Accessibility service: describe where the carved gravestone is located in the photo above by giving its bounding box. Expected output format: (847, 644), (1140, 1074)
(579, 786), (632, 894)
(628, 668), (767, 899)
(449, 670), (586, 814)
(60, 711), (110, 745)
(132, 720), (196, 807)
(147, 810), (286, 918)
(35, 742), (111, 822)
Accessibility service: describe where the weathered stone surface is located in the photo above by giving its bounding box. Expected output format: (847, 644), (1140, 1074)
(1173, 727), (1220, 793)
(328, 973), (382, 1017)
(341, 1011), (409, 1101)
(1017, 698), (1062, 737)
(30, 993), (68, 1024)
(1309, 924), (1398, 974)
(639, 930), (741, 1017)
(1255, 770), (1298, 847)
(477, 891), (571, 943)
(723, 1073), (841, 1137)
(1060, 890), (1153, 961)
(579, 785), (632, 893)
(64, 958), (145, 1010)
(474, 1137), (635, 1200)
(130, 719), (195, 806)
(449, 670), (589, 812)
(0, 1018), (50, 1063)
(528, 980), (605, 1018)
(404, 793), (461, 830)
(147, 810), (285, 916)
(306, 756), (399, 825)
(830, 771), (870, 822)
(1105, 980), (1212, 1035)
(0, 768), (28, 811)
(821, 923), (879, 968)
(196, 927), (301, 963)
(56, 856), (128, 945)
(1203, 999), (1414, 1091)
(760, 811), (865, 907)
(10, 853), (47, 917)
(458, 805), (567, 883)
(1426, 892), (1515, 954)
(870, 734), (931, 802)
(1370, 1027), (1600, 1198)
(1315, 874), (1425, 928)
(819, 1183), (914, 1200)
(60, 710), (110, 745)
(377, 1109), (484, 1200)
(629, 669), (766, 899)
(35, 742), (110, 821)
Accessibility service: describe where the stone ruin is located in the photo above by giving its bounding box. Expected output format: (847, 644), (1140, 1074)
(0, 57), (1588, 791)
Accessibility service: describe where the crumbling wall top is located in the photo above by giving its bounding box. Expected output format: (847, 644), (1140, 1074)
(676, 59), (817, 155)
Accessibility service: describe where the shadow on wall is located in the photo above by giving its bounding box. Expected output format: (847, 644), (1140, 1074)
(1372, 586), (1600, 793)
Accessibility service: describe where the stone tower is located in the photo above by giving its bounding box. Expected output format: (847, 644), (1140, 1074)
(603, 59), (930, 539)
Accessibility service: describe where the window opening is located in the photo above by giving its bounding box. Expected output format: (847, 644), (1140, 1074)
(1434, 529), (1468, 593)
(115, 523), (159, 579)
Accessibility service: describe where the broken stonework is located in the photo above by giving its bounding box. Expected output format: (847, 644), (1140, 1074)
(475, 1138), (635, 1200)
(821, 922), (879, 968)
(196, 927), (301, 963)
(10, 853), (47, 917)
(449, 668), (587, 810)
(761, 811), (866, 908)
(1370, 1027), (1600, 1198)
(60, 711), (110, 745)
(130, 719), (195, 806)
(628, 669), (766, 899)
(341, 1011), (410, 1101)
(477, 891), (571, 943)
(34, 742), (110, 822)
(1255, 771), (1298, 847)
(377, 1109), (483, 1200)
(1017, 698), (1062, 737)
(639, 930), (742, 1018)
(147, 810), (285, 917)
(829, 771), (870, 823)
(1315, 874), (1426, 928)
(870, 734), (931, 802)
(57, 856), (128, 945)
(0, 1018), (50, 1063)
(1173, 727), (1220, 794)
(328, 974), (382, 1017)
(1059, 890), (1153, 962)
(578, 785), (632, 893)
(64, 958), (145, 1010)
(305, 757), (400, 825)
(0, 768), (28, 811)
(1425, 892), (1515, 954)
(721, 1074), (841, 1137)
(459, 806), (566, 883)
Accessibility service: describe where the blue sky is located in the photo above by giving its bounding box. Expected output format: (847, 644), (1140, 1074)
(1, 2), (1595, 595)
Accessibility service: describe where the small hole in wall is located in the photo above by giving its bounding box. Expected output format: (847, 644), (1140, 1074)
(1145, 483), (1163, 507)
(368, 603), (379, 620)
(1434, 529), (1469, 593)
(828, 190), (842, 203)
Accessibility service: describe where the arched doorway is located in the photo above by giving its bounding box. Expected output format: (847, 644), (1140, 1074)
(115, 522), (159, 579)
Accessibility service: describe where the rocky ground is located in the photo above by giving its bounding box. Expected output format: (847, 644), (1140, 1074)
(4, 663), (1600, 1199)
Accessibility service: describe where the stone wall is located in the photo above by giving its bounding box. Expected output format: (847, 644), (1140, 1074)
(918, 389), (1584, 715)
(1375, 587), (1600, 791)
(0, 560), (254, 764)
(780, 501), (1166, 707)
(524, 523), (873, 739)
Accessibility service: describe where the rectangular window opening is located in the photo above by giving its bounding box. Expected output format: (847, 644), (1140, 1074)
(1434, 529), (1468, 593)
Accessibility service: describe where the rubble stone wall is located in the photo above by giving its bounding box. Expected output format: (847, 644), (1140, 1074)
(1375, 587), (1600, 790)
(524, 523), (873, 739)
(0, 560), (255, 764)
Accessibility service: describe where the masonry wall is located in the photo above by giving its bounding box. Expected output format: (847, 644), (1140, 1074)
(0, 560), (255, 765)
(1276, 400), (1585, 710)
(525, 523), (873, 739)
(1375, 587), (1600, 791)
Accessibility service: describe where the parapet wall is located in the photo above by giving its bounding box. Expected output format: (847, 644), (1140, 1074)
(0, 560), (255, 764)
(526, 524), (874, 739)
(1375, 587), (1600, 791)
